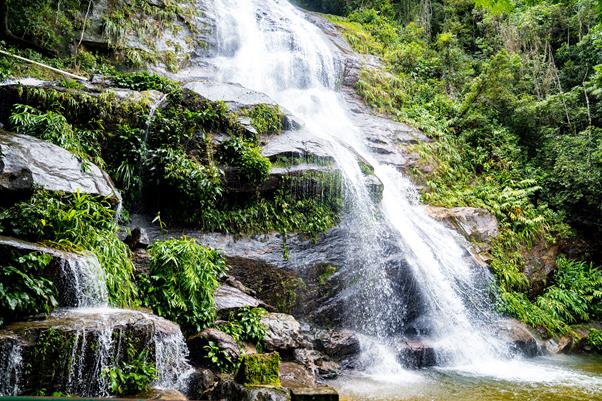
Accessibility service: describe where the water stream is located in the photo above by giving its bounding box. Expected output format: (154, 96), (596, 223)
(193, 0), (602, 398)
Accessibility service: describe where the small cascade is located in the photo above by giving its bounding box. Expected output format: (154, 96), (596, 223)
(56, 253), (109, 308)
(153, 330), (196, 390)
(0, 337), (22, 396)
(144, 93), (169, 145)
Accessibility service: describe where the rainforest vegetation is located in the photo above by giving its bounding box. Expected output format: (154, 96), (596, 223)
(0, 4), (601, 395)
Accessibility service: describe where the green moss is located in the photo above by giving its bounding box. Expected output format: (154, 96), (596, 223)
(236, 353), (281, 387)
(318, 264), (337, 285)
(586, 328), (602, 352)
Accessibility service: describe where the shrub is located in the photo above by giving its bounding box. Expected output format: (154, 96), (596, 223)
(139, 238), (227, 334)
(0, 251), (56, 326)
(244, 104), (283, 137)
(219, 137), (271, 183)
(111, 71), (180, 93)
(102, 347), (157, 396)
(219, 307), (268, 346)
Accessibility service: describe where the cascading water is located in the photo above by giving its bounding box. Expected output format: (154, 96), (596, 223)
(202, 0), (509, 372)
(0, 252), (194, 396)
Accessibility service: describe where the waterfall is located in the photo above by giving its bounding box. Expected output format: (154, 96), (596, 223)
(56, 253), (109, 308)
(203, 0), (512, 372)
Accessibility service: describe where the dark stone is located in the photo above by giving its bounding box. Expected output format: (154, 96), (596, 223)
(313, 329), (360, 361)
(208, 379), (290, 401)
(0, 132), (120, 205)
(124, 227), (151, 250)
(186, 368), (218, 400)
(396, 339), (437, 368)
(290, 386), (339, 401)
(494, 319), (541, 358)
(187, 328), (241, 368)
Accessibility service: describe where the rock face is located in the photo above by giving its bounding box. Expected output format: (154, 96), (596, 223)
(396, 339), (437, 368)
(262, 313), (309, 357)
(187, 328), (241, 367)
(426, 206), (499, 244)
(185, 80), (301, 129)
(279, 362), (316, 388)
(494, 319), (541, 357)
(522, 240), (560, 297)
(0, 132), (120, 204)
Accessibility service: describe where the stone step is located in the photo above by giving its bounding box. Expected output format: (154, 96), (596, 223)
(289, 386), (339, 401)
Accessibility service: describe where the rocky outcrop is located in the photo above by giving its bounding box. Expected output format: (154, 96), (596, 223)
(187, 328), (241, 368)
(426, 206), (499, 244)
(0, 309), (189, 396)
(0, 132), (120, 205)
(0, 236), (107, 308)
(279, 362), (316, 388)
(522, 240), (560, 297)
(184, 81), (301, 130)
(396, 339), (437, 368)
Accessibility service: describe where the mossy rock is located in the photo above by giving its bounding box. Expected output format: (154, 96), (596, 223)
(236, 352), (281, 387)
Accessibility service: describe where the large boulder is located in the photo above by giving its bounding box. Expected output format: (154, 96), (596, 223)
(522, 239), (560, 297)
(262, 313), (309, 357)
(0, 132), (120, 205)
(187, 328), (242, 367)
(279, 362), (316, 388)
(312, 329), (360, 361)
(396, 339), (437, 368)
(494, 319), (541, 358)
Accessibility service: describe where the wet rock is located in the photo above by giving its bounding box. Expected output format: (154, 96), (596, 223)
(186, 368), (218, 400)
(279, 362), (316, 388)
(312, 329), (360, 361)
(293, 349), (340, 380)
(187, 328), (241, 367)
(396, 339), (437, 368)
(262, 313), (309, 357)
(124, 227), (151, 250)
(208, 379), (290, 401)
(494, 319), (540, 358)
(290, 386), (339, 401)
(543, 336), (573, 354)
(222, 275), (257, 296)
(214, 284), (271, 317)
(426, 206), (499, 244)
(262, 130), (335, 166)
(0, 236), (107, 308)
(0, 132), (120, 205)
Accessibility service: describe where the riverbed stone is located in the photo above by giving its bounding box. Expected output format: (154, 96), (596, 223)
(396, 339), (437, 368)
(208, 379), (291, 401)
(0, 131), (120, 204)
